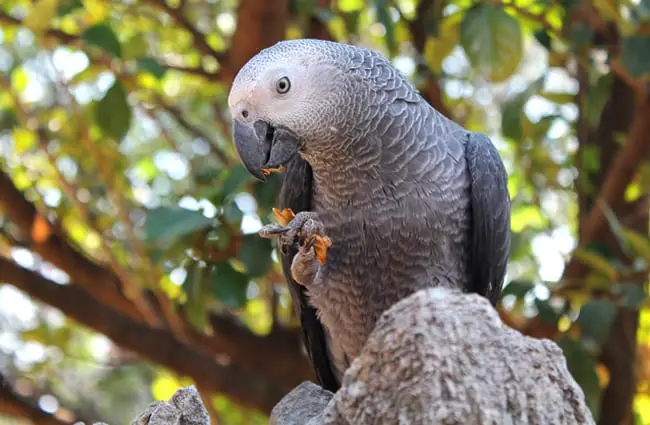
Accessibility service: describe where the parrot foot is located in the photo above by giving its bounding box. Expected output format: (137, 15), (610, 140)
(259, 208), (332, 274)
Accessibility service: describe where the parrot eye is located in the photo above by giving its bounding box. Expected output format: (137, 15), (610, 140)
(276, 77), (291, 94)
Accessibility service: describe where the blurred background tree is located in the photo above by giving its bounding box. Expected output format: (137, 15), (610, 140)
(0, 0), (649, 424)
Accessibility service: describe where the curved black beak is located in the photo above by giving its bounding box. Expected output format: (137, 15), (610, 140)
(232, 120), (300, 181)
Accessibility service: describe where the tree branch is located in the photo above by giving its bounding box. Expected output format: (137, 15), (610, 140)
(0, 10), (78, 44)
(222, 0), (290, 84)
(0, 257), (290, 413)
(140, 0), (226, 62)
(562, 94), (650, 285)
(0, 376), (76, 425)
(0, 170), (142, 321)
(407, 0), (453, 119)
(0, 170), (312, 392)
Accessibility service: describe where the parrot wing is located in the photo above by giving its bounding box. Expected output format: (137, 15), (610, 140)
(466, 132), (511, 305)
(278, 155), (341, 392)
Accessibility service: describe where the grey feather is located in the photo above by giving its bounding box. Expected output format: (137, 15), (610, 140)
(279, 156), (340, 392)
(229, 39), (512, 387)
(466, 133), (511, 304)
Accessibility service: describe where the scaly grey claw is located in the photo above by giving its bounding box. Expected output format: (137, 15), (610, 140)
(259, 224), (290, 239)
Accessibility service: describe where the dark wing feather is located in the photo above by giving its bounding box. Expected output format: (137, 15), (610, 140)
(466, 132), (511, 305)
(278, 155), (340, 392)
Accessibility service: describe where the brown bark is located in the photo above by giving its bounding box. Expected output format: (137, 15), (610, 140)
(0, 169), (313, 403)
(407, 0), (452, 119)
(0, 172), (137, 319)
(564, 92), (650, 283)
(0, 0), (316, 409)
(552, 6), (650, 421)
(567, 76), (650, 425)
(222, 0), (290, 83)
(0, 377), (76, 425)
(0, 257), (290, 413)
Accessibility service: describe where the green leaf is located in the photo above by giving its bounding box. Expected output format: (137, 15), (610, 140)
(314, 7), (336, 23)
(539, 91), (575, 105)
(211, 262), (249, 309)
(136, 57), (167, 80)
(123, 34), (149, 60)
(374, 0), (396, 55)
(510, 205), (547, 232)
(0, 108), (19, 132)
(501, 96), (526, 140)
(460, 4), (523, 82)
(586, 74), (613, 127)
(221, 164), (251, 198)
(12, 128), (37, 153)
(144, 206), (213, 244)
(619, 228), (650, 263)
(613, 283), (646, 309)
(572, 246), (619, 281)
(534, 29), (551, 50)
(577, 299), (617, 345)
(621, 35), (650, 78)
(338, 0), (364, 12)
(57, 0), (83, 16)
(183, 262), (210, 330)
(501, 77), (545, 140)
(82, 24), (123, 59)
(253, 172), (283, 211)
(293, 0), (315, 14)
(639, 0), (650, 21)
(534, 298), (561, 325)
(238, 234), (273, 277)
(500, 279), (534, 299)
(96, 80), (132, 141)
(24, 0), (60, 35)
(424, 15), (460, 73)
(224, 199), (244, 226)
(567, 23), (594, 47)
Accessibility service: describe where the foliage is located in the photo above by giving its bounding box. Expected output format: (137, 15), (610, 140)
(0, 0), (649, 424)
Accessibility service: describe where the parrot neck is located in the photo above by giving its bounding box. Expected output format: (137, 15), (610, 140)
(307, 136), (432, 209)
(305, 99), (451, 208)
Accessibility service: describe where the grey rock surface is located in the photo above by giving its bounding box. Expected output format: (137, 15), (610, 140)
(109, 288), (595, 425)
(271, 287), (595, 425)
(316, 287), (596, 425)
(269, 381), (333, 425)
(127, 385), (209, 425)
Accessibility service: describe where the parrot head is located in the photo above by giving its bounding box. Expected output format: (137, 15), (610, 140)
(227, 39), (355, 180)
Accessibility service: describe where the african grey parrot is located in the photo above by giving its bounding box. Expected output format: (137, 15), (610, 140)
(227, 39), (511, 392)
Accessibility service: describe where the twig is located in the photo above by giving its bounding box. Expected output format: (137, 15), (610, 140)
(0, 10), (220, 82)
(140, 0), (226, 62)
(0, 374), (80, 425)
(154, 99), (232, 166)
(163, 63), (221, 80)
(196, 384), (223, 425)
(610, 59), (647, 97)
(137, 105), (198, 178)
(562, 93), (650, 287)
(488, 0), (560, 36)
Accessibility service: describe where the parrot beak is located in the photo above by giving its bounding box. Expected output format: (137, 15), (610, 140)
(232, 120), (300, 181)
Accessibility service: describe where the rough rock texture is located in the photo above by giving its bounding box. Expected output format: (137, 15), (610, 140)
(269, 382), (334, 425)
(272, 287), (595, 425)
(112, 288), (595, 425)
(126, 386), (209, 425)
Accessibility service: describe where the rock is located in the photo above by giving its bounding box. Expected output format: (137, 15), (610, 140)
(274, 287), (595, 425)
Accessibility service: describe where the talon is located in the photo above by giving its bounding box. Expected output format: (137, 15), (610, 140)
(304, 236), (317, 251)
(259, 224), (290, 238)
(272, 207), (296, 226)
(312, 234), (332, 265)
